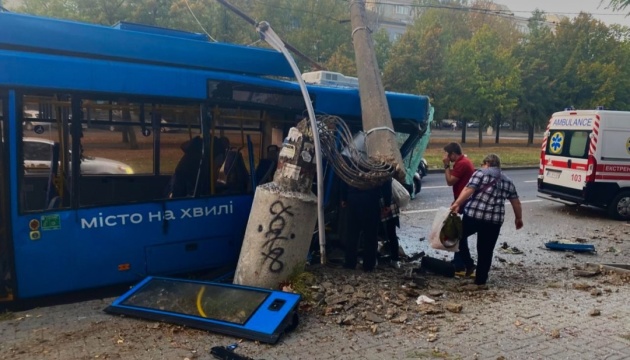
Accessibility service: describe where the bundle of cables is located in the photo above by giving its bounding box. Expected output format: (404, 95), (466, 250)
(316, 114), (395, 190)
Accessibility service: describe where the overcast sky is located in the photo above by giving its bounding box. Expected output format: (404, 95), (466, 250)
(496, 0), (630, 27)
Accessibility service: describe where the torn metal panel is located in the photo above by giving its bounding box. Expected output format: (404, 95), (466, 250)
(105, 276), (300, 344)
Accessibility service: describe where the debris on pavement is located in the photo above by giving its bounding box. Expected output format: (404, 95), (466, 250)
(210, 344), (259, 360)
(544, 240), (596, 253)
(416, 295), (436, 304)
(573, 263), (601, 277)
(445, 303), (463, 313)
(596, 263), (630, 275)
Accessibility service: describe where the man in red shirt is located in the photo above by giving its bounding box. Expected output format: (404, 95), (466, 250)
(442, 142), (475, 276)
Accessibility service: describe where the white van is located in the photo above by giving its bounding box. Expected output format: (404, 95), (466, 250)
(301, 71), (359, 88)
(538, 109), (630, 219)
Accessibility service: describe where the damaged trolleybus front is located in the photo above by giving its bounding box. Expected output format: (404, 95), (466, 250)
(0, 12), (431, 303)
(538, 109), (630, 220)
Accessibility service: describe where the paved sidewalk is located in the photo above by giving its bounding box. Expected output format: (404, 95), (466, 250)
(1, 271), (629, 360)
(1, 206), (630, 359)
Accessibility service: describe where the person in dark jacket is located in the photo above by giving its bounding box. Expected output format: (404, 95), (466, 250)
(379, 178), (401, 268)
(169, 136), (207, 198)
(341, 178), (390, 272)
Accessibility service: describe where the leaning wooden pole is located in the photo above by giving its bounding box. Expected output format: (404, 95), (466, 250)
(349, 0), (406, 181)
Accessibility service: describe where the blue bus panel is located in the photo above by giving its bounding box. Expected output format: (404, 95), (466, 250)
(15, 197), (252, 298)
(105, 276), (301, 344)
(0, 12), (295, 78)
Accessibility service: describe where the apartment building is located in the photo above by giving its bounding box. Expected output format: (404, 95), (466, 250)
(366, 0), (416, 41)
(365, 0), (560, 42)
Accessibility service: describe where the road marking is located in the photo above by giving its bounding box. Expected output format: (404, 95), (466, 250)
(425, 181), (537, 189)
(401, 199), (542, 214)
(401, 208), (439, 214)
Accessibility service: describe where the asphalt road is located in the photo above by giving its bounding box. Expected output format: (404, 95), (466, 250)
(408, 168), (541, 213)
(397, 168), (621, 262)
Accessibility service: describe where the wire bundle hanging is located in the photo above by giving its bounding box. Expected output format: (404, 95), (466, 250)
(317, 114), (394, 189)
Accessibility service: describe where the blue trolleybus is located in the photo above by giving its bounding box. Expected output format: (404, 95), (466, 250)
(0, 12), (431, 303)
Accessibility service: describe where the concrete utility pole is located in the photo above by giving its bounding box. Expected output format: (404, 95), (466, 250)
(349, 0), (406, 181)
(234, 119), (318, 289)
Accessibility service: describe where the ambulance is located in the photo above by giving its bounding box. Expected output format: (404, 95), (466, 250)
(537, 109), (630, 220)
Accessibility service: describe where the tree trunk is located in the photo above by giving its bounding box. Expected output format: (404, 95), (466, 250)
(494, 115), (500, 144)
(121, 106), (138, 150)
(478, 125), (483, 147)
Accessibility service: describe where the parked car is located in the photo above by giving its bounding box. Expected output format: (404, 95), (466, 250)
(160, 119), (175, 133)
(23, 110), (51, 134)
(500, 122), (511, 129)
(107, 119), (174, 133)
(467, 122), (480, 128)
(23, 137), (134, 174)
(439, 119), (457, 129)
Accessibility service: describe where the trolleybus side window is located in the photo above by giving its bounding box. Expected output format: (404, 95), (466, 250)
(18, 93), (262, 213)
(20, 94), (73, 212)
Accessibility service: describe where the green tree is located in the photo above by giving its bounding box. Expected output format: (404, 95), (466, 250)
(383, 3), (471, 121)
(444, 25), (520, 146)
(249, 0), (351, 71)
(601, 0), (630, 12)
(324, 44), (356, 76)
(170, 0), (256, 44)
(552, 14), (626, 109)
(513, 10), (557, 144)
(18, 0), (84, 21)
(373, 28), (392, 72)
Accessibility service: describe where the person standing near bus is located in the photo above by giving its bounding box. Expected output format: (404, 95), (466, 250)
(442, 142), (475, 276)
(449, 154), (524, 287)
(340, 179), (382, 272)
(379, 178), (401, 268)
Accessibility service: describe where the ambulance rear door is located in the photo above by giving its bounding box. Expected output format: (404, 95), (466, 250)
(541, 112), (593, 193)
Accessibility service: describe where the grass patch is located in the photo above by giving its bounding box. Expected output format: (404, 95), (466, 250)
(0, 310), (15, 322)
(424, 136), (542, 169)
(424, 146), (540, 170)
(284, 264), (316, 302)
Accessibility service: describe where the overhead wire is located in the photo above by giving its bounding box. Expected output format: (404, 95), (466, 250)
(364, 1), (629, 23)
(317, 114), (394, 190)
(251, 0), (348, 23)
(184, 0), (218, 42)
